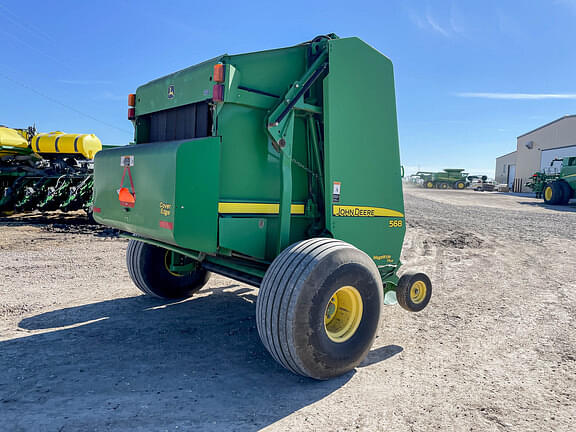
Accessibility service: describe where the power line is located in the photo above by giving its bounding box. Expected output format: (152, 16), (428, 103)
(0, 27), (73, 72)
(0, 71), (132, 135)
(0, 2), (56, 43)
(0, 4), (131, 136)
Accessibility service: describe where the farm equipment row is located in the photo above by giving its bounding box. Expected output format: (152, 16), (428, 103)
(410, 168), (469, 189)
(0, 125), (102, 215)
(409, 170), (497, 192)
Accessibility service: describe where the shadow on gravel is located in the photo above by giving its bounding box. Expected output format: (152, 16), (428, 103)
(361, 345), (403, 366)
(2, 285), (401, 430)
(0, 211), (119, 237)
(517, 201), (576, 212)
(0, 211), (91, 226)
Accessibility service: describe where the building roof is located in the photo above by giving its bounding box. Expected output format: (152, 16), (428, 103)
(496, 150), (517, 160)
(518, 115), (576, 138)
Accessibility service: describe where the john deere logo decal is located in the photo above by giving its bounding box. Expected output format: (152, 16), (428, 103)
(168, 85), (175, 99)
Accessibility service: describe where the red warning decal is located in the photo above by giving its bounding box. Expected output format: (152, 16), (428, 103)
(119, 158), (136, 208)
(159, 221), (173, 230)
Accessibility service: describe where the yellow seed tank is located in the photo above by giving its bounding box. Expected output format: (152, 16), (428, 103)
(0, 126), (29, 149)
(33, 132), (102, 159)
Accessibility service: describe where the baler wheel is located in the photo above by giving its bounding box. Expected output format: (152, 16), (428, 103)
(396, 272), (432, 312)
(126, 240), (210, 299)
(439, 183), (449, 189)
(256, 238), (382, 380)
(543, 182), (564, 205)
(425, 181), (435, 189)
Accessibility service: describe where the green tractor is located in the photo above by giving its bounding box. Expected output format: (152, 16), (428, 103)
(412, 169), (469, 189)
(525, 171), (560, 199)
(542, 157), (576, 205)
(93, 35), (432, 379)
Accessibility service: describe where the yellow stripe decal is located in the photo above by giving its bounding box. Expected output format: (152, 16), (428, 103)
(562, 173), (576, 178)
(218, 202), (305, 215)
(333, 205), (404, 218)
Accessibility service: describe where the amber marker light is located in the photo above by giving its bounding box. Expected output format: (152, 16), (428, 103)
(213, 64), (225, 83)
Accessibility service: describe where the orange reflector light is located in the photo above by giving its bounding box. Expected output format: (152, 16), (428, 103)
(128, 93), (136, 106)
(213, 84), (224, 102)
(119, 187), (135, 208)
(128, 107), (135, 120)
(213, 63), (225, 83)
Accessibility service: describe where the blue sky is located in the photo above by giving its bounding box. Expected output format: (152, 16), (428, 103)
(1, 0), (575, 176)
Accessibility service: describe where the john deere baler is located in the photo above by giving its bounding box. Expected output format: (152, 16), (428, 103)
(93, 35), (432, 379)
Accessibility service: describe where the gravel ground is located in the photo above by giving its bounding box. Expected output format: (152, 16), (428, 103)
(0, 189), (574, 431)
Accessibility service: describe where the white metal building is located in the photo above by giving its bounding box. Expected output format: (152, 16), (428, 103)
(495, 115), (576, 192)
(495, 151), (517, 188)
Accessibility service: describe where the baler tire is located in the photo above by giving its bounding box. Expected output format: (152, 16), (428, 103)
(396, 272), (432, 312)
(256, 238), (383, 380)
(543, 182), (564, 205)
(559, 181), (573, 205)
(439, 183), (449, 189)
(126, 240), (210, 299)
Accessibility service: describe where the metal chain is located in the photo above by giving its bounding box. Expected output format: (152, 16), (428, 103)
(274, 144), (319, 178)
(290, 154), (319, 178)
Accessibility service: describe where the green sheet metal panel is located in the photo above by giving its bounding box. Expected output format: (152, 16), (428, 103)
(224, 45), (307, 98)
(93, 137), (220, 253)
(561, 157), (576, 189)
(219, 217), (268, 259)
(217, 45), (310, 204)
(323, 37), (405, 265)
(217, 104), (310, 204)
(174, 137), (220, 252)
(135, 56), (224, 116)
(215, 45), (313, 257)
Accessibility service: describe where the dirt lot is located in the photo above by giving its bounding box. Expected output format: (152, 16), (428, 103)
(1, 189), (574, 431)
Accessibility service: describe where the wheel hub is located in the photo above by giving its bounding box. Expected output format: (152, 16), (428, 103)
(544, 186), (553, 201)
(164, 250), (183, 277)
(324, 286), (363, 343)
(410, 280), (427, 304)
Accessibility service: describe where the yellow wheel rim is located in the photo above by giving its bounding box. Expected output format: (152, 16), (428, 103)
(164, 251), (183, 277)
(410, 280), (427, 304)
(458, 183), (464, 189)
(544, 186), (553, 201)
(426, 182), (434, 188)
(324, 286), (363, 343)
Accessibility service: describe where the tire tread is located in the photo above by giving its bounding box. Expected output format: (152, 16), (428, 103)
(256, 238), (357, 377)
